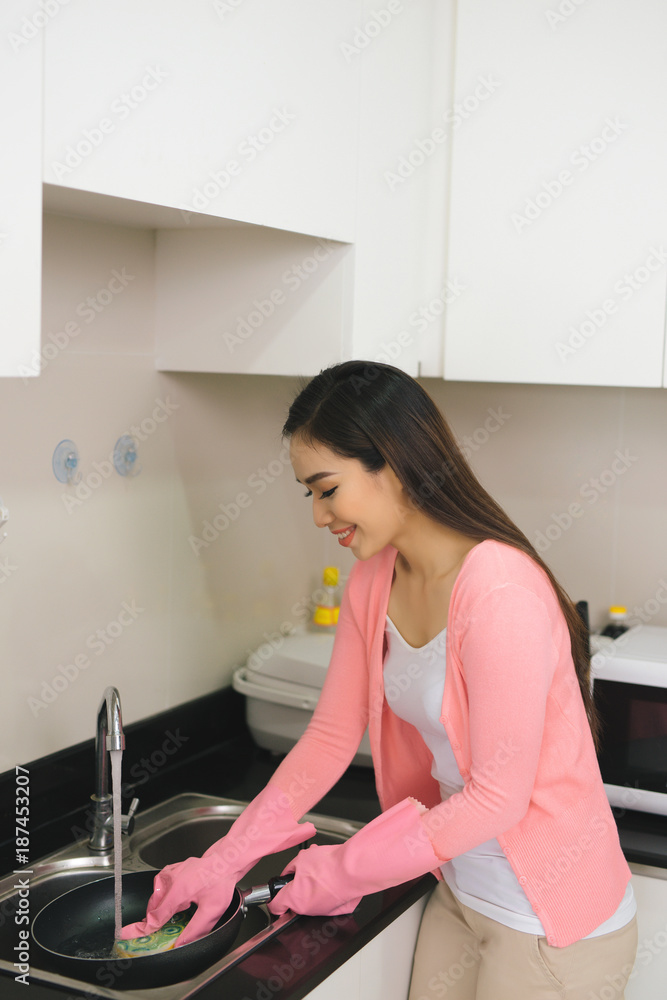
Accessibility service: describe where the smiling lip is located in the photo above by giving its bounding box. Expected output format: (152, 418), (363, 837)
(331, 525), (355, 535)
(332, 526), (356, 546)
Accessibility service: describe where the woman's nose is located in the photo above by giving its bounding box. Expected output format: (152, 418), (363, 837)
(313, 499), (334, 529)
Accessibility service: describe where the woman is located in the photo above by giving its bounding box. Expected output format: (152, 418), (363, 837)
(122, 361), (638, 999)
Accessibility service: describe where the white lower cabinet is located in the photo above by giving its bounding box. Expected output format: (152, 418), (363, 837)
(305, 866), (667, 1000)
(304, 897), (427, 1000)
(626, 864), (667, 1000)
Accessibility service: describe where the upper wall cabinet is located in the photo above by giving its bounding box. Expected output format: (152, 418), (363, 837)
(347, 0), (452, 378)
(43, 0), (360, 242)
(37, 1), (451, 380)
(444, 1), (667, 387)
(150, 1), (453, 378)
(155, 224), (353, 375)
(1, 3), (42, 378)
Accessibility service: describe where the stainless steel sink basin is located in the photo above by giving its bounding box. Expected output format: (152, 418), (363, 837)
(0, 792), (362, 999)
(0, 861), (114, 961)
(130, 798), (358, 885)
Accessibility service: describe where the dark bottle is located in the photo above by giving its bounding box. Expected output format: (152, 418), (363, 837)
(600, 606), (629, 639)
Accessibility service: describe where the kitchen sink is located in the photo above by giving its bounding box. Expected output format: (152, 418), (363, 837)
(0, 793), (362, 999)
(130, 799), (353, 883)
(0, 860), (115, 962)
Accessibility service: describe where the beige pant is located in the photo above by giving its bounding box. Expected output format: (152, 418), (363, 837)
(408, 881), (638, 1000)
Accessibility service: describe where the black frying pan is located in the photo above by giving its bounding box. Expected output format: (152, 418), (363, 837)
(31, 869), (293, 990)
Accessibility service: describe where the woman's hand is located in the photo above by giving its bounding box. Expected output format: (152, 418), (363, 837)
(267, 843), (364, 916)
(268, 798), (443, 917)
(120, 854), (240, 947)
(118, 782), (317, 947)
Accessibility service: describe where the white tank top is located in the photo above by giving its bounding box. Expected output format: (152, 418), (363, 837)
(383, 614), (636, 938)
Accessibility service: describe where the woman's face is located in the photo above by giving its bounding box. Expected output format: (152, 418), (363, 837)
(289, 436), (412, 560)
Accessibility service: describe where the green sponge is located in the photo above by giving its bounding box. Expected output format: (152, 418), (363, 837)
(112, 911), (191, 957)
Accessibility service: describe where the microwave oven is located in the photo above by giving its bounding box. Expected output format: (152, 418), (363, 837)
(590, 624), (667, 817)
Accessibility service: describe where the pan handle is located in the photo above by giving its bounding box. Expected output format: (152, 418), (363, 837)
(242, 872), (295, 909)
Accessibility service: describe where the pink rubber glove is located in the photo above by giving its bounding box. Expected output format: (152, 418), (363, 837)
(267, 798), (442, 917)
(120, 783), (316, 946)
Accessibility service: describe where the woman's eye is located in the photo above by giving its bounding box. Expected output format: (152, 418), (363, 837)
(303, 487), (337, 499)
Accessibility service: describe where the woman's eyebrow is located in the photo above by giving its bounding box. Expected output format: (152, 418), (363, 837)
(295, 471), (339, 485)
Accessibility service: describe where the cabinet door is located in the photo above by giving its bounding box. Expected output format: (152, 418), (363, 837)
(153, 1), (452, 378)
(357, 896), (427, 1000)
(627, 867), (667, 1000)
(43, 0), (359, 241)
(155, 226), (352, 376)
(304, 897), (427, 1000)
(444, 1), (667, 387)
(349, 0), (452, 377)
(1, 3), (42, 378)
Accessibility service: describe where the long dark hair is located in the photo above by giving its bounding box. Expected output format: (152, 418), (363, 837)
(283, 360), (600, 751)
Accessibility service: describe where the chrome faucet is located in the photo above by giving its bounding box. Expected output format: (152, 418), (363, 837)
(89, 686), (139, 853)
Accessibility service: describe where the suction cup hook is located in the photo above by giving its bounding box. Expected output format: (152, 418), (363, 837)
(52, 440), (81, 485)
(113, 435), (141, 477)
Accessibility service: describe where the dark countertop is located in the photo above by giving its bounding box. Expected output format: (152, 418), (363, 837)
(1, 686), (665, 999)
(0, 689), (434, 1000)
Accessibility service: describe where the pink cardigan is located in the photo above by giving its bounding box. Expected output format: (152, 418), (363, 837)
(271, 539), (631, 947)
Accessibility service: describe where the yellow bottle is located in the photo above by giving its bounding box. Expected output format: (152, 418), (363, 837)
(312, 567), (340, 632)
(601, 605), (629, 639)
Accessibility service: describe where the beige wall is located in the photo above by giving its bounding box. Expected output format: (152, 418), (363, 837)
(3, 212), (666, 769)
(1, 214), (327, 769)
(423, 378), (667, 634)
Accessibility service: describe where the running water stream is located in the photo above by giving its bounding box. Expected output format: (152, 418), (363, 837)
(110, 748), (123, 941)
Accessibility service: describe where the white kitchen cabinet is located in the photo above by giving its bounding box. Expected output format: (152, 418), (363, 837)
(348, 1), (453, 377)
(626, 864), (667, 1000)
(308, 869), (667, 1000)
(155, 224), (353, 376)
(43, 0), (360, 242)
(304, 867), (667, 1000)
(444, 0), (667, 387)
(156, 1), (454, 378)
(304, 950), (359, 1000)
(1, 3), (42, 378)
(305, 897), (427, 1000)
(41, 0), (457, 380)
